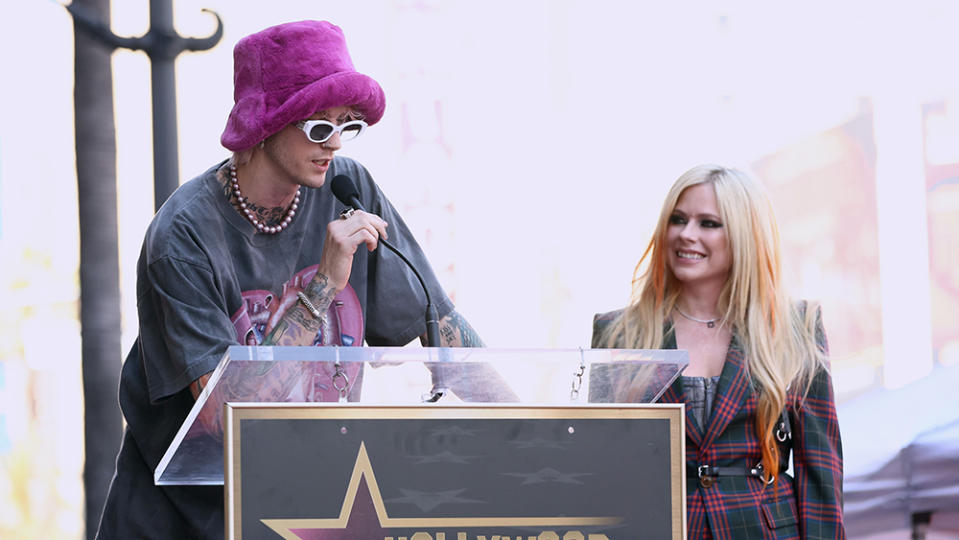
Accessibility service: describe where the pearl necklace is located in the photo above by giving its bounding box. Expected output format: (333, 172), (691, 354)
(229, 165), (300, 234)
(675, 307), (719, 328)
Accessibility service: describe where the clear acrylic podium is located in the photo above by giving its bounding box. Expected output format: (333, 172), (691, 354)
(155, 346), (689, 486)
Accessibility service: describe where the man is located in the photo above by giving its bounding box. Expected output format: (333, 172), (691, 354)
(96, 20), (488, 539)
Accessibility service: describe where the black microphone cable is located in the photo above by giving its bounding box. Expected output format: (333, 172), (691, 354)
(330, 174), (442, 349)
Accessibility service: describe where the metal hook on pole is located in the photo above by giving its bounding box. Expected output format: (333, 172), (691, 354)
(64, 0), (224, 210)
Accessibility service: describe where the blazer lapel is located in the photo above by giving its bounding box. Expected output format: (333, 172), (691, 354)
(698, 336), (751, 452)
(659, 328), (707, 446)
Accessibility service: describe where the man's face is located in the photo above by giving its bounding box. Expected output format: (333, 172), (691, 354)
(262, 106), (360, 189)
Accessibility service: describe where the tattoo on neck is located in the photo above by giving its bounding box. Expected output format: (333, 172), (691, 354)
(217, 166), (232, 198)
(220, 164), (295, 228)
(244, 200), (291, 227)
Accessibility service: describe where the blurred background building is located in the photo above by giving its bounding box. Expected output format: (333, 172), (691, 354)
(1, 0), (957, 538)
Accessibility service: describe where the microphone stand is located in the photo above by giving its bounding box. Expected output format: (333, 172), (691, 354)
(372, 236), (448, 403)
(336, 180), (448, 402)
(373, 235), (442, 348)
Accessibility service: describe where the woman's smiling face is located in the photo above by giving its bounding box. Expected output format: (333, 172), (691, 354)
(666, 182), (732, 290)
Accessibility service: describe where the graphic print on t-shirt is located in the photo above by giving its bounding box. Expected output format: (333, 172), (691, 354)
(230, 264), (364, 347)
(229, 264), (365, 402)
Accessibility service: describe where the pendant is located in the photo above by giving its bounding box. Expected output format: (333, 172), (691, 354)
(707, 321), (716, 328)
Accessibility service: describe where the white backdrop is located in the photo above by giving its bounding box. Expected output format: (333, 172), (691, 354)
(2, 1), (959, 537)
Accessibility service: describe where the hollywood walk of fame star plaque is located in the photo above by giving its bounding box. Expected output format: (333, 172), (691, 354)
(225, 404), (686, 540)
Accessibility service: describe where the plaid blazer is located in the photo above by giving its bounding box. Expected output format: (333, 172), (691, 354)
(592, 310), (845, 540)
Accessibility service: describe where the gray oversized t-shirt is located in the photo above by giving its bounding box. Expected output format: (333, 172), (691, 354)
(97, 156), (453, 539)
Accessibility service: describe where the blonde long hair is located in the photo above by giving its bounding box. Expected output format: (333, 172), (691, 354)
(598, 164), (827, 481)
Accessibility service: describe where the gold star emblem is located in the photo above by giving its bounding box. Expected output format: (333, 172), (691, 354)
(261, 442), (622, 539)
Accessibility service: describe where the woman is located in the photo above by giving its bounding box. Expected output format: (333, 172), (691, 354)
(592, 165), (845, 539)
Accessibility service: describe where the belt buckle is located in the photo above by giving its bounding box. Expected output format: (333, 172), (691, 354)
(697, 465), (715, 488)
(751, 462), (775, 485)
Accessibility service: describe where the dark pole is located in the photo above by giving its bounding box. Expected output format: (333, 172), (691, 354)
(72, 1), (122, 537)
(65, 2), (223, 537)
(149, 0), (182, 207)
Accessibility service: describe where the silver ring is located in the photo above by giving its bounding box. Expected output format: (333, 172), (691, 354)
(339, 208), (355, 220)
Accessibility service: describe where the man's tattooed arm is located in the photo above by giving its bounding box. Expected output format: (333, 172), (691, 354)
(262, 274), (337, 346)
(421, 310), (519, 402)
(189, 273), (339, 419)
(190, 274), (336, 398)
(422, 310), (485, 347)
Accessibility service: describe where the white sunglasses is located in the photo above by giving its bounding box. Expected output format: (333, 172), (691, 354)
(294, 119), (367, 143)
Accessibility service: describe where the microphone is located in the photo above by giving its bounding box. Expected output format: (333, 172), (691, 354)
(330, 174), (442, 349)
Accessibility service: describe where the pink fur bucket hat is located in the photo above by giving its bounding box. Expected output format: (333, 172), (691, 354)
(220, 20), (386, 152)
